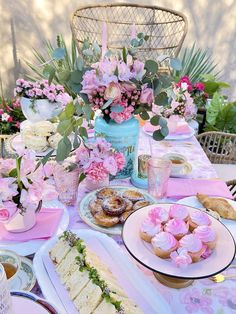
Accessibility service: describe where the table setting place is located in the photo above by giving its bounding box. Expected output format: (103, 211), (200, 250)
(1, 7), (236, 314)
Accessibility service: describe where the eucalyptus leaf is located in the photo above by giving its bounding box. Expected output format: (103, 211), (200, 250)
(74, 102), (83, 116)
(79, 173), (86, 184)
(153, 130), (165, 141)
(150, 115), (159, 126)
(102, 98), (113, 110)
(64, 102), (75, 117)
(79, 126), (88, 139)
(57, 119), (74, 136)
(155, 92), (169, 106)
(70, 70), (83, 83)
(140, 111), (150, 120)
(158, 116), (168, 127)
(83, 103), (93, 120)
(52, 47), (66, 60)
(131, 38), (139, 48)
(137, 33), (144, 39)
(160, 126), (169, 137)
(56, 137), (72, 162)
(75, 56), (84, 71)
(73, 132), (81, 149)
(145, 60), (158, 74)
(170, 58), (182, 71)
(57, 70), (70, 82)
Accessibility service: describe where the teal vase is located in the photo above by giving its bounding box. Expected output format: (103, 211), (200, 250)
(94, 117), (140, 179)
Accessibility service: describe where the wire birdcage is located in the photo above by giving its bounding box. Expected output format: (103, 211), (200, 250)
(71, 3), (188, 61)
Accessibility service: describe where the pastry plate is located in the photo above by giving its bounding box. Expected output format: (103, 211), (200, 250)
(33, 229), (172, 314)
(0, 200), (69, 256)
(10, 256), (36, 291)
(79, 185), (157, 235)
(177, 196), (236, 241)
(122, 204), (236, 280)
(143, 126), (195, 140)
(11, 291), (59, 314)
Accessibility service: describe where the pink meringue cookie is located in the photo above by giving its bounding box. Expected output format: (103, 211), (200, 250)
(165, 218), (189, 238)
(190, 211), (211, 228)
(140, 217), (162, 238)
(170, 247), (192, 268)
(193, 226), (216, 243)
(201, 245), (213, 259)
(148, 206), (169, 224)
(151, 231), (178, 251)
(169, 204), (189, 221)
(179, 234), (203, 253)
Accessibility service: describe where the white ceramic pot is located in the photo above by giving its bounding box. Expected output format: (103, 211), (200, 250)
(20, 97), (63, 122)
(4, 208), (36, 233)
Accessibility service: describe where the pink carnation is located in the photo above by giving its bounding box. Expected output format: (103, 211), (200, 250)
(194, 82), (205, 92)
(86, 162), (108, 182)
(103, 156), (118, 175)
(114, 152), (125, 171)
(109, 105), (134, 123)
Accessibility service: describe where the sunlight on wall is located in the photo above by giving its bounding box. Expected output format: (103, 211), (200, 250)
(0, 0), (236, 99)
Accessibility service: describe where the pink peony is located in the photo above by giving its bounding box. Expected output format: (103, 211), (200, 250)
(86, 162), (108, 182)
(114, 152), (125, 171)
(140, 84), (154, 105)
(121, 81), (136, 92)
(103, 156), (118, 176)
(109, 105), (134, 123)
(104, 82), (122, 102)
(117, 61), (133, 81)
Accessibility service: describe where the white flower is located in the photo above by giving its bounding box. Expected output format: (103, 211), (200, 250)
(181, 82), (188, 91)
(1, 113), (10, 121)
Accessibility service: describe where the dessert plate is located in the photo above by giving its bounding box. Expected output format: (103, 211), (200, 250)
(79, 186), (157, 235)
(10, 257), (36, 291)
(177, 196), (236, 241)
(0, 200), (69, 256)
(11, 291), (59, 314)
(122, 204), (235, 280)
(143, 126), (195, 140)
(33, 229), (173, 314)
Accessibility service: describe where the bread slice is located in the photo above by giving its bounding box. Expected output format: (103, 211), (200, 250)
(49, 238), (71, 265)
(73, 280), (102, 314)
(93, 299), (117, 314)
(56, 247), (79, 278)
(66, 269), (90, 300)
(110, 293), (144, 314)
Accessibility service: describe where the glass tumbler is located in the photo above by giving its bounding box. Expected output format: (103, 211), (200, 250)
(148, 158), (171, 199)
(0, 263), (12, 314)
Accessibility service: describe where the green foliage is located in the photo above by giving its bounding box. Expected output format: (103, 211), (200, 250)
(200, 74), (230, 98)
(205, 93), (236, 133)
(174, 44), (220, 83)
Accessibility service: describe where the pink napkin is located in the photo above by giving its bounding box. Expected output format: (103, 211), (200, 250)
(143, 121), (191, 135)
(166, 178), (233, 199)
(0, 208), (64, 242)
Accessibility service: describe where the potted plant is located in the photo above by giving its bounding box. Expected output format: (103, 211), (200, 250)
(14, 79), (71, 122)
(75, 138), (125, 190)
(0, 150), (58, 232)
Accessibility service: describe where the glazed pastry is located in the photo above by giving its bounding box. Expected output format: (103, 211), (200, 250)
(124, 199), (133, 212)
(151, 231), (178, 258)
(48, 133), (62, 149)
(102, 196), (126, 216)
(197, 193), (236, 220)
(122, 190), (145, 202)
(193, 225), (217, 250)
(179, 234), (205, 262)
(94, 211), (119, 227)
(96, 188), (118, 200)
(189, 210), (211, 231)
(22, 134), (48, 152)
(119, 210), (134, 224)
(148, 207), (169, 224)
(164, 218), (189, 240)
(140, 217), (162, 243)
(169, 204), (189, 222)
(89, 199), (103, 216)
(133, 200), (151, 211)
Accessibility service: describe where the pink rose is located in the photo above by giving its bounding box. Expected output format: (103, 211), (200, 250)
(104, 82), (122, 102)
(140, 84), (154, 105)
(121, 82), (136, 92)
(0, 201), (18, 221)
(194, 82), (205, 92)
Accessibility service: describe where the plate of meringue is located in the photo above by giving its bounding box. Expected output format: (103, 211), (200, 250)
(122, 203), (236, 280)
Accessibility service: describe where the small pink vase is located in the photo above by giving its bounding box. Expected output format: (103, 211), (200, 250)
(4, 207), (36, 233)
(54, 165), (79, 206)
(85, 175), (109, 191)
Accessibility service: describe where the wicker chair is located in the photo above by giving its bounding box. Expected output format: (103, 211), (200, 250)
(227, 180), (236, 201)
(197, 131), (236, 164)
(71, 3), (188, 61)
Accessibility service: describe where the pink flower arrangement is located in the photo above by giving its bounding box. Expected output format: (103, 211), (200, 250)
(75, 138), (125, 182)
(14, 79), (71, 106)
(0, 149), (58, 221)
(81, 57), (154, 123)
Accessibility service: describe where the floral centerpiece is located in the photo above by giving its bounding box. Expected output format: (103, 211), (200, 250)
(14, 79), (71, 122)
(0, 97), (25, 135)
(0, 149), (58, 232)
(75, 138), (125, 190)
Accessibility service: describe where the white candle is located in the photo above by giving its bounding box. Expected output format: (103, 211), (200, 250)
(131, 23), (137, 39)
(102, 22), (107, 58)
